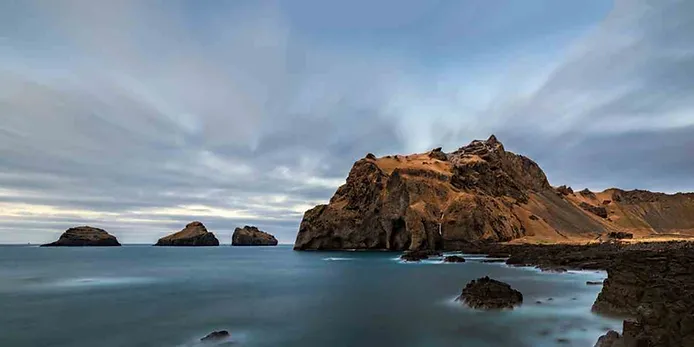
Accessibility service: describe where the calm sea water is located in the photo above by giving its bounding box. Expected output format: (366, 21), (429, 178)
(0, 245), (620, 347)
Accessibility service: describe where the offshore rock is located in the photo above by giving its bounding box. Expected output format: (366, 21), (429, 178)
(41, 226), (121, 247)
(457, 276), (523, 310)
(154, 221), (219, 246)
(232, 226), (278, 246)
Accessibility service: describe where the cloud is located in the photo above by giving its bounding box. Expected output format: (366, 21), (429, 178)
(1, 0), (693, 243)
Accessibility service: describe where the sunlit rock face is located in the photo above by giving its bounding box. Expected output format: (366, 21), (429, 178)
(41, 226), (121, 247)
(154, 221), (219, 246)
(294, 135), (694, 251)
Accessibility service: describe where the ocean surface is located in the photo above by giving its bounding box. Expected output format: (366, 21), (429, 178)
(0, 245), (621, 347)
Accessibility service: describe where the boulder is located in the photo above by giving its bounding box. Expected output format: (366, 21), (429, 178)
(201, 330), (230, 342)
(443, 255), (466, 263)
(41, 226), (120, 247)
(232, 226), (278, 246)
(400, 250), (441, 262)
(428, 147), (448, 161)
(154, 221), (219, 246)
(594, 330), (621, 347)
(457, 276), (523, 310)
(607, 231), (633, 240)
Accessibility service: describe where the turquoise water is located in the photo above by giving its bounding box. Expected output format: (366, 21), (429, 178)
(0, 245), (620, 347)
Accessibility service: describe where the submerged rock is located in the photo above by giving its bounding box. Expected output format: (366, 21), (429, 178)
(594, 330), (620, 347)
(443, 255), (466, 263)
(232, 226), (278, 246)
(154, 221), (219, 246)
(200, 330), (230, 342)
(41, 226), (121, 247)
(457, 276), (523, 310)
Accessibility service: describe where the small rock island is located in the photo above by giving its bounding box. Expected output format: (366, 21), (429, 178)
(232, 226), (278, 246)
(41, 226), (121, 247)
(154, 221), (219, 246)
(457, 276), (523, 310)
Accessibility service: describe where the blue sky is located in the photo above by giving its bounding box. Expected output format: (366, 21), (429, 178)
(1, 0), (693, 244)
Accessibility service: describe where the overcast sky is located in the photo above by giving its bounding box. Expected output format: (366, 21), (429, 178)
(1, 0), (693, 244)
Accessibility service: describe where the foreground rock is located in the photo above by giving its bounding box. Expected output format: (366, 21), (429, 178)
(231, 226), (278, 246)
(41, 226), (121, 247)
(592, 243), (694, 347)
(154, 222), (219, 246)
(457, 276), (523, 310)
(200, 330), (230, 342)
(443, 255), (466, 263)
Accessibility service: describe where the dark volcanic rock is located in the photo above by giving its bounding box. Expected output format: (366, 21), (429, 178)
(41, 226), (120, 247)
(443, 255), (466, 263)
(579, 202), (609, 218)
(556, 185), (574, 196)
(587, 281), (603, 286)
(607, 231), (633, 240)
(154, 221), (219, 246)
(592, 243), (694, 347)
(594, 330), (621, 347)
(428, 147), (448, 161)
(201, 330), (230, 342)
(458, 276), (523, 310)
(232, 226), (278, 246)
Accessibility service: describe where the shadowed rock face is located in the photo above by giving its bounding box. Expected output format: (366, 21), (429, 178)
(457, 276), (523, 310)
(41, 226), (120, 247)
(294, 135), (609, 251)
(232, 226), (278, 246)
(154, 221), (219, 246)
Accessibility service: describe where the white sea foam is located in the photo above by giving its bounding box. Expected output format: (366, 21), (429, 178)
(49, 277), (153, 289)
(323, 257), (354, 261)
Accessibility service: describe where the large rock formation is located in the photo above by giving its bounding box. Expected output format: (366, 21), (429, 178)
(457, 276), (523, 310)
(231, 226), (278, 246)
(294, 135), (609, 250)
(294, 135), (694, 251)
(41, 226), (121, 247)
(154, 221), (219, 246)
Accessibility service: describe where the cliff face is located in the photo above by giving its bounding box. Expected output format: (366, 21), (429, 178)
(41, 226), (121, 247)
(294, 136), (608, 250)
(294, 135), (694, 251)
(154, 221), (219, 246)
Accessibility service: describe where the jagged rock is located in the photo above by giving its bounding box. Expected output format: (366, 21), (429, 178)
(594, 330), (621, 347)
(579, 188), (597, 199)
(201, 330), (230, 342)
(443, 255), (466, 263)
(428, 147), (448, 161)
(579, 202), (609, 218)
(365, 153), (376, 160)
(592, 243), (694, 346)
(556, 185), (574, 196)
(154, 221), (219, 246)
(608, 231), (633, 240)
(41, 226), (121, 247)
(457, 276), (523, 310)
(232, 226), (278, 246)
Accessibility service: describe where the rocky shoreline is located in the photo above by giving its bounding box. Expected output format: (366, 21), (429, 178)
(450, 241), (694, 347)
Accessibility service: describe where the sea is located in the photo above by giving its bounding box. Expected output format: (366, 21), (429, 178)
(0, 245), (621, 347)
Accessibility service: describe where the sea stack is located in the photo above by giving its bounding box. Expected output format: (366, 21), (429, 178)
(232, 226), (278, 246)
(154, 221), (219, 246)
(457, 276), (523, 310)
(41, 226), (121, 247)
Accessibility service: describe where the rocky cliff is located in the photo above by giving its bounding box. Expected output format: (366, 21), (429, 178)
(154, 221), (219, 246)
(232, 226), (278, 246)
(294, 136), (694, 250)
(41, 226), (121, 247)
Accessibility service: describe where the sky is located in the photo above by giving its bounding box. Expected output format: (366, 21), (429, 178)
(1, 0), (693, 244)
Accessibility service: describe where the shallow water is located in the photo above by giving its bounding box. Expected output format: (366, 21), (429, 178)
(0, 245), (620, 347)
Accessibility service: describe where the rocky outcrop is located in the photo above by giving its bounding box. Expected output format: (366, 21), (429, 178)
(41, 226), (121, 247)
(400, 250), (441, 262)
(154, 221), (219, 246)
(592, 243), (694, 347)
(608, 231), (633, 240)
(579, 202), (609, 218)
(443, 255), (466, 263)
(457, 276), (523, 310)
(200, 330), (230, 342)
(231, 226), (278, 246)
(294, 135), (611, 251)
